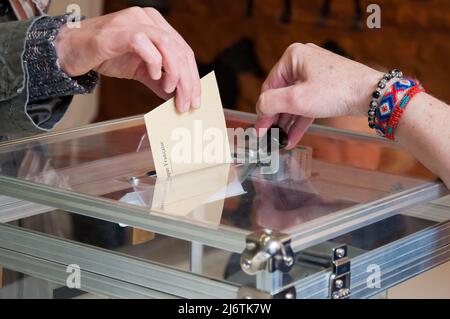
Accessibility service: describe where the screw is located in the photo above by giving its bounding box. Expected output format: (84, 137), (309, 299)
(242, 259), (252, 269)
(332, 291), (340, 299)
(284, 256), (294, 267)
(335, 279), (344, 289)
(335, 248), (345, 258)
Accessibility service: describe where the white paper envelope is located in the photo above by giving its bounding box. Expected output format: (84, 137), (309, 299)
(144, 72), (231, 179)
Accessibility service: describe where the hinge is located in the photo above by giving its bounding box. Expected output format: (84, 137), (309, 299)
(329, 244), (351, 299)
(240, 229), (294, 275)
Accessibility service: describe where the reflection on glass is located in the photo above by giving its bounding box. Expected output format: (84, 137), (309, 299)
(0, 115), (436, 234)
(120, 163), (245, 227)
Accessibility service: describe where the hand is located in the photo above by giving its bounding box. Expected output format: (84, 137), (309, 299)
(54, 7), (201, 112)
(256, 43), (383, 148)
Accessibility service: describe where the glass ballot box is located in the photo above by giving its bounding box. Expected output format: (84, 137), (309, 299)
(0, 109), (448, 299)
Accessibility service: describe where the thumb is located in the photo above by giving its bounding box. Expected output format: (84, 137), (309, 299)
(256, 86), (295, 117)
(256, 84), (313, 118)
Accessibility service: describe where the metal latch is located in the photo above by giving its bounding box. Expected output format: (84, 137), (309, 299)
(329, 244), (351, 299)
(240, 229), (294, 275)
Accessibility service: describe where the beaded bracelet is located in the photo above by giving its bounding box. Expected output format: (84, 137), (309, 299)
(384, 84), (425, 140)
(373, 78), (422, 138)
(368, 69), (403, 129)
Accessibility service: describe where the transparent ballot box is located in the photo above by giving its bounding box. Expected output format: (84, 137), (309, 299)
(0, 109), (448, 299)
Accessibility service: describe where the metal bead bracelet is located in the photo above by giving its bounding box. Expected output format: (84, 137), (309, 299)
(368, 69), (403, 129)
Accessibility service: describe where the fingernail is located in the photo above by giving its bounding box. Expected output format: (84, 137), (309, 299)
(165, 82), (176, 94)
(192, 97), (201, 109)
(154, 68), (162, 80)
(184, 101), (191, 112)
(177, 101), (189, 113)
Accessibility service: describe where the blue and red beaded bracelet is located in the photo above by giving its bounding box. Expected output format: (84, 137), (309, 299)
(368, 70), (425, 140)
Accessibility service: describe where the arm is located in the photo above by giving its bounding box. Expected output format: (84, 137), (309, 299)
(255, 43), (450, 188)
(0, 15), (97, 138)
(54, 7), (201, 113)
(0, 17), (58, 137)
(1, 7), (201, 138)
(395, 93), (450, 186)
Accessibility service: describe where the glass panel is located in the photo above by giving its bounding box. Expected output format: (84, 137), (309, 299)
(0, 268), (106, 299)
(0, 111), (440, 235)
(330, 214), (438, 251)
(4, 208), (444, 292)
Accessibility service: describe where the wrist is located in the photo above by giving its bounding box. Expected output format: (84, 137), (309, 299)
(24, 15), (98, 102)
(55, 18), (101, 77)
(352, 68), (384, 117)
(54, 24), (76, 76)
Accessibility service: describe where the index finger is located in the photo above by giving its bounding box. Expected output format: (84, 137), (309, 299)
(144, 8), (201, 109)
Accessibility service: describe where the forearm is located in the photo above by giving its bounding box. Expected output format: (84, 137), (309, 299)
(396, 93), (450, 187)
(357, 68), (450, 187)
(255, 44), (450, 187)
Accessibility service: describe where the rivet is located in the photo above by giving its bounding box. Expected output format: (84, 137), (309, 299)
(335, 279), (344, 289)
(336, 248), (345, 258)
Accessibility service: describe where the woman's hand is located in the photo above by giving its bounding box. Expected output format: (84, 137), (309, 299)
(256, 43), (383, 148)
(54, 7), (200, 113)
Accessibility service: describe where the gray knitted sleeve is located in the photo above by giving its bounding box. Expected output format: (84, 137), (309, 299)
(23, 14), (98, 103)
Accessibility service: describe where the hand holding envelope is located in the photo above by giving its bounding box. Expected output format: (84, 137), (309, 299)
(142, 72), (239, 225)
(144, 72), (232, 179)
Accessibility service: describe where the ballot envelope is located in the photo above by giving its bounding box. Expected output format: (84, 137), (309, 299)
(0, 109), (448, 299)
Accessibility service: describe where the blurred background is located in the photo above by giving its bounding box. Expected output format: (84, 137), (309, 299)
(38, 0), (450, 298)
(51, 0), (450, 134)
